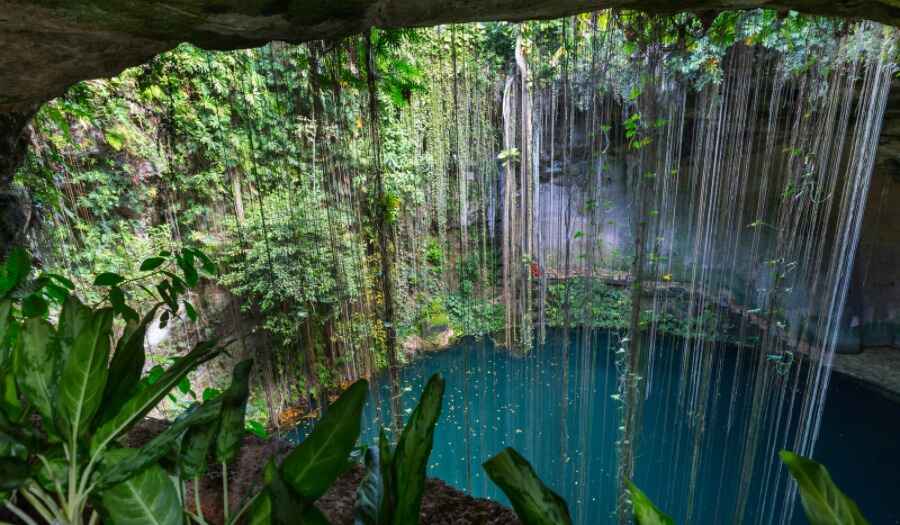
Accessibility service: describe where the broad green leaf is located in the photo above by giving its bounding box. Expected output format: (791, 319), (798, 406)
(57, 308), (113, 440)
(215, 359), (254, 464)
(91, 340), (220, 456)
(43, 273), (75, 290)
(177, 255), (199, 287)
(0, 458), (31, 491)
(0, 432), (27, 460)
(0, 299), (12, 366)
(189, 248), (217, 275)
(252, 460), (332, 525)
(43, 282), (69, 303)
(94, 272), (125, 287)
(35, 451), (67, 493)
(14, 318), (60, 423)
(58, 295), (92, 355)
(246, 420), (268, 439)
(280, 379), (368, 500)
(0, 248), (30, 297)
(96, 398), (221, 488)
(56, 296), (94, 391)
(483, 447), (572, 525)
(98, 305), (160, 423)
(780, 450), (869, 525)
(179, 412), (220, 479)
(184, 301), (197, 321)
(0, 371), (25, 422)
(139, 257), (166, 272)
(21, 294), (48, 318)
(247, 488), (274, 525)
(392, 374), (445, 525)
(627, 481), (674, 525)
(99, 457), (183, 525)
(377, 430), (394, 522)
(270, 459), (321, 524)
(299, 506), (332, 525)
(354, 447), (385, 525)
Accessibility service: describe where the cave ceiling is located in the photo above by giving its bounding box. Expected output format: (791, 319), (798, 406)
(1, 0), (899, 113)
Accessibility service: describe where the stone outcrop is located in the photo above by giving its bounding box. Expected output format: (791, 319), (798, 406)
(2, 0), (900, 115)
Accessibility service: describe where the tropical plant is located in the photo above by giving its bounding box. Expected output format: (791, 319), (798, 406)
(481, 448), (867, 525)
(245, 379), (369, 525)
(0, 248), (227, 525)
(483, 448), (572, 525)
(1, 248), (376, 525)
(354, 374), (445, 525)
(780, 450), (869, 525)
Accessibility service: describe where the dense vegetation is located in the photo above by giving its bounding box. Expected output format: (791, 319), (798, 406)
(11, 9), (872, 430)
(0, 249), (873, 525)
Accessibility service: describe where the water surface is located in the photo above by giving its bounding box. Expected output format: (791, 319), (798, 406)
(290, 331), (900, 524)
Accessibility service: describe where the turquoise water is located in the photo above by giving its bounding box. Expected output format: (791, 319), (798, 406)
(289, 331), (900, 524)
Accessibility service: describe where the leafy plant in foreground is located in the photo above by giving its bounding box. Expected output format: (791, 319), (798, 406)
(355, 374), (445, 525)
(245, 379), (369, 525)
(482, 447), (572, 525)
(0, 248), (226, 525)
(780, 450), (869, 525)
(483, 446), (868, 525)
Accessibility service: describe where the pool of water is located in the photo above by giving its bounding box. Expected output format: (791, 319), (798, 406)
(289, 330), (900, 524)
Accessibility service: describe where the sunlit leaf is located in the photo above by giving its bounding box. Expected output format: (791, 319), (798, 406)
(483, 447), (572, 525)
(780, 450), (869, 525)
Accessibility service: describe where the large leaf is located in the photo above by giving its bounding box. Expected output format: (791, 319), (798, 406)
(0, 457), (31, 491)
(0, 299), (11, 365)
(14, 317), (60, 423)
(0, 371), (25, 423)
(354, 447), (386, 525)
(392, 374), (445, 525)
(780, 450), (869, 525)
(0, 432), (27, 460)
(483, 448), (572, 525)
(98, 305), (161, 423)
(248, 460), (333, 525)
(57, 308), (113, 441)
(57, 295), (92, 365)
(215, 359), (254, 464)
(247, 488), (275, 525)
(98, 454), (183, 525)
(0, 248), (30, 298)
(90, 340), (220, 455)
(179, 413), (220, 479)
(95, 398), (222, 489)
(627, 481), (674, 525)
(280, 379), (368, 501)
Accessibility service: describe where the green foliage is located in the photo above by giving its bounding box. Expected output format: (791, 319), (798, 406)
(355, 374), (445, 525)
(483, 448), (572, 525)
(627, 481), (674, 525)
(780, 451), (870, 525)
(248, 379), (369, 524)
(99, 457), (183, 525)
(216, 359), (254, 465)
(0, 249), (225, 525)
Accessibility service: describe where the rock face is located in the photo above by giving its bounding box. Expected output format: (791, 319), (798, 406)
(0, 109), (35, 259)
(2, 0), (900, 115)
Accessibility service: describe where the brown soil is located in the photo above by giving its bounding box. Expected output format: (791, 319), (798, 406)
(129, 419), (519, 525)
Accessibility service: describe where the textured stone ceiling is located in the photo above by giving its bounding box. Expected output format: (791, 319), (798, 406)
(1, 0), (899, 112)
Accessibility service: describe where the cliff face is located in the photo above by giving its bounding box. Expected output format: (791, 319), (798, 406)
(852, 85), (900, 349)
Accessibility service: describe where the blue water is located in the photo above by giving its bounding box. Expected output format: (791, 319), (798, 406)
(290, 331), (900, 524)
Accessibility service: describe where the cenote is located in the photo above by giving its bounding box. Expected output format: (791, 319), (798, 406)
(6, 3), (900, 525)
(290, 330), (900, 524)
